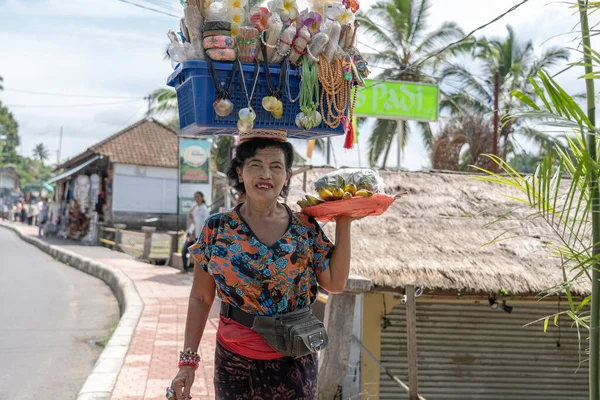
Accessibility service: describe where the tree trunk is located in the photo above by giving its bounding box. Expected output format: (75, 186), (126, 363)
(381, 134), (393, 169)
(577, 2), (600, 399)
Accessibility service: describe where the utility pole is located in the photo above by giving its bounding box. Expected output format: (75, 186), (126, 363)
(492, 70), (500, 173)
(397, 120), (404, 171)
(326, 138), (331, 165)
(57, 126), (63, 166)
(144, 95), (153, 118)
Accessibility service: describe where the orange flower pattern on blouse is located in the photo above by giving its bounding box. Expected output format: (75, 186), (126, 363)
(189, 206), (334, 316)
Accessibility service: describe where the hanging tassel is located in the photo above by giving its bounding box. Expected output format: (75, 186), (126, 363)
(307, 139), (316, 158)
(342, 116), (354, 149)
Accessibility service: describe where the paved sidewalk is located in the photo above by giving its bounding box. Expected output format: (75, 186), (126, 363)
(9, 222), (218, 400)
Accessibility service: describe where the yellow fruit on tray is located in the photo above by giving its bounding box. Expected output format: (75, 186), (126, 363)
(342, 192), (352, 200)
(332, 188), (345, 200)
(344, 184), (357, 196)
(319, 188), (334, 201)
(297, 199), (311, 208)
(306, 195), (325, 206)
(354, 189), (374, 197)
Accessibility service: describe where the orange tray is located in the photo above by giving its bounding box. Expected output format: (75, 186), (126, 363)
(301, 193), (397, 223)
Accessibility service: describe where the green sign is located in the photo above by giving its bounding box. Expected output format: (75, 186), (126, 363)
(354, 79), (439, 121)
(179, 138), (211, 184)
(179, 197), (195, 216)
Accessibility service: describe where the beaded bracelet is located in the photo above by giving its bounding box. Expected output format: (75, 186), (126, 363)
(237, 37), (259, 45)
(306, 46), (320, 63)
(261, 30), (277, 49)
(178, 348), (201, 370)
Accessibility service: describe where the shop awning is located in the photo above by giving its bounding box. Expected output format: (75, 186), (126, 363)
(46, 155), (100, 185)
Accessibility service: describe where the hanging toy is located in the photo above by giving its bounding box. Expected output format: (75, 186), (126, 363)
(343, 53), (353, 81)
(207, 57), (240, 118)
(260, 42), (286, 119)
(237, 107), (257, 133)
(213, 98), (234, 117)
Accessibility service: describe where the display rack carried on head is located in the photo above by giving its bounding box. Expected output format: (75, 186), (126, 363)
(165, 0), (371, 144)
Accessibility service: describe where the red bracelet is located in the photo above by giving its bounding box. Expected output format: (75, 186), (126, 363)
(178, 359), (199, 370)
(178, 349), (201, 370)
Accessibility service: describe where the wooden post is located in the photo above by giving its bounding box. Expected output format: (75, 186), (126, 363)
(303, 171), (308, 193)
(141, 226), (157, 260)
(95, 221), (106, 246)
(405, 285), (419, 400)
(167, 230), (182, 267)
(114, 224), (127, 251)
(318, 276), (372, 400)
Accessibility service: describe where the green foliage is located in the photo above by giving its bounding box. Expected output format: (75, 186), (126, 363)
(0, 101), (20, 164)
(440, 26), (569, 163)
(33, 143), (50, 163)
(473, 70), (597, 369)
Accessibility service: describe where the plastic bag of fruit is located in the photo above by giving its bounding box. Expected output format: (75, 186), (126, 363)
(298, 169), (397, 223)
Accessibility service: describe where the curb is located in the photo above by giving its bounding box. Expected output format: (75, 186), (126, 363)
(0, 222), (144, 400)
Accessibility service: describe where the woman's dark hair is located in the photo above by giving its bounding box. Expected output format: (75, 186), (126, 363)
(226, 138), (294, 197)
(194, 191), (205, 203)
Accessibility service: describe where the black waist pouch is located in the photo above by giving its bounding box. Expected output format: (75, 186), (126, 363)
(251, 307), (329, 358)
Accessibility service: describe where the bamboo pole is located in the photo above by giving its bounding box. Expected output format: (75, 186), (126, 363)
(577, 2), (599, 399)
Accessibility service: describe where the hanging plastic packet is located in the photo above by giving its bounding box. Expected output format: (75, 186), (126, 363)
(289, 25), (310, 65)
(271, 22), (296, 64)
(237, 26), (260, 62)
(184, 4), (205, 60)
(258, 13), (283, 63)
(307, 31), (329, 65)
(166, 29), (189, 68)
(323, 20), (342, 62)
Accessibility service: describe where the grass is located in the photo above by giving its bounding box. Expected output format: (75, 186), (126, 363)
(96, 320), (118, 348)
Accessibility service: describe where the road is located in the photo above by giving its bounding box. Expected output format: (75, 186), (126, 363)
(0, 228), (120, 400)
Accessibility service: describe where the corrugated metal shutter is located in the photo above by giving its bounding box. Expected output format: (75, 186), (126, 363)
(379, 300), (588, 400)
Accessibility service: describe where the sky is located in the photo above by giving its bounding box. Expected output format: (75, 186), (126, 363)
(0, 0), (595, 171)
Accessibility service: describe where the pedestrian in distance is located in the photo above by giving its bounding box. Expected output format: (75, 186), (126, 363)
(181, 191), (209, 273)
(38, 198), (49, 236)
(167, 132), (359, 400)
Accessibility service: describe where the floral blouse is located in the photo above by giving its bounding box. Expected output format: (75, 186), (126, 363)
(190, 204), (334, 316)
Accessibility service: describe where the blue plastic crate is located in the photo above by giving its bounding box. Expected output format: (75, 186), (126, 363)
(166, 60), (345, 139)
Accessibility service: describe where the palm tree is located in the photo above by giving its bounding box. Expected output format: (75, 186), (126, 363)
(0, 75), (4, 91)
(356, 0), (465, 168)
(33, 143), (50, 163)
(440, 25), (569, 162)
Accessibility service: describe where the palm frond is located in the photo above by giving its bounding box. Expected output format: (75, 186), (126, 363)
(416, 21), (465, 55)
(529, 47), (571, 77)
(417, 121), (434, 150)
(355, 11), (397, 54)
(150, 88), (178, 116)
(439, 91), (490, 115)
(439, 63), (493, 105)
(368, 118), (397, 167)
(408, 0), (431, 48)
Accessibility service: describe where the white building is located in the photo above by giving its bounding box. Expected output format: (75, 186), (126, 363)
(48, 119), (198, 230)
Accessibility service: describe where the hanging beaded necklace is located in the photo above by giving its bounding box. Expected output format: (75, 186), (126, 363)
(317, 54), (350, 128)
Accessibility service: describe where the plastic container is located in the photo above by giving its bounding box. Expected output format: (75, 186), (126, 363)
(166, 60), (345, 139)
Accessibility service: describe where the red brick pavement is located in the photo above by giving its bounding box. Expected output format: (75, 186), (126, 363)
(107, 258), (219, 400)
(12, 223), (218, 400)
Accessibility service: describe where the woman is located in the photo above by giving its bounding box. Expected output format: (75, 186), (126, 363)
(168, 133), (356, 400)
(181, 191), (209, 273)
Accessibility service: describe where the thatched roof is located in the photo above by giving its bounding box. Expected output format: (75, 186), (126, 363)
(289, 168), (590, 295)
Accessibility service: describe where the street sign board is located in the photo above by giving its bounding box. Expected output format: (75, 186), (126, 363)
(354, 79), (439, 122)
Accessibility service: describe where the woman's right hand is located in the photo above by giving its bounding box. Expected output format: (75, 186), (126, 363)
(170, 366), (195, 400)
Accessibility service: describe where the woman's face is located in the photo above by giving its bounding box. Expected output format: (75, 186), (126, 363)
(237, 147), (290, 203)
